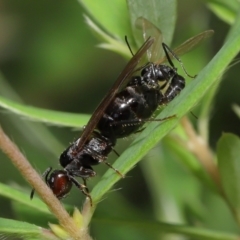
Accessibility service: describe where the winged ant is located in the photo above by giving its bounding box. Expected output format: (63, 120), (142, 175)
(30, 18), (213, 205)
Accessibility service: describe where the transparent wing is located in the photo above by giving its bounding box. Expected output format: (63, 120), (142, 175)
(156, 29), (214, 64)
(135, 17), (163, 62)
(76, 37), (154, 151)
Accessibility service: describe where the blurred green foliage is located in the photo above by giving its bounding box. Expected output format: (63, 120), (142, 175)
(0, 0), (240, 240)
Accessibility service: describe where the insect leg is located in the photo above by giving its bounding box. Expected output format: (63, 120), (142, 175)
(30, 167), (53, 199)
(110, 115), (176, 126)
(103, 161), (125, 178)
(82, 178), (89, 193)
(69, 175), (93, 206)
(162, 43), (195, 78)
(125, 36), (134, 56)
(111, 147), (120, 157)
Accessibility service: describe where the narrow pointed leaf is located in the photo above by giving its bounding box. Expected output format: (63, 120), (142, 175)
(217, 133), (240, 216)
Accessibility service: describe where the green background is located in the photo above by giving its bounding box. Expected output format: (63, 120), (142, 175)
(0, 0), (239, 239)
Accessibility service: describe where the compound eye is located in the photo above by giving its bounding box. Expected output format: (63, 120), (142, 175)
(47, 170), (72, 199)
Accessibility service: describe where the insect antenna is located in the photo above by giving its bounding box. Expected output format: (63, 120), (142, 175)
(125, 36), (135, 57)
(162, 43), (196, 79)
(190, 111), (198, 120)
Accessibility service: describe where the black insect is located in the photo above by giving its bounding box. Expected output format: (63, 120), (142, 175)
(30, 36), (154, 204)
(95, 18), (214, 139)
(30, 18), (213, 205)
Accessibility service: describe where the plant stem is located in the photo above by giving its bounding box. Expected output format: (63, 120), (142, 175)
(180, 117), (222, 193)
(0, 126), (92, 240)
(180, 117), (240, 227)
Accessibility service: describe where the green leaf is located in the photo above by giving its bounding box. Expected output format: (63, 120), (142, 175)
(84, 15), (131, 58)
(164, 133), (218, 192)
(85, 9), (240, 222)
(205, 0), (239, 24)
(0, 183), (73, 220)
(232, 103), (240, 119)
(0, 95), (90, 128)
(0, 182), (51, 215)
(127, 0), (177, 47)
(217, 133), (240, 219)
(93, 218), (239, 240)
(0, 217), (58, 240)
(0, 0), (176, 128)
(197, 81), (219, 141)
(81, 0), (177, 59)
(79, 0), (132, 40)
(0, 74), (65, 155)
